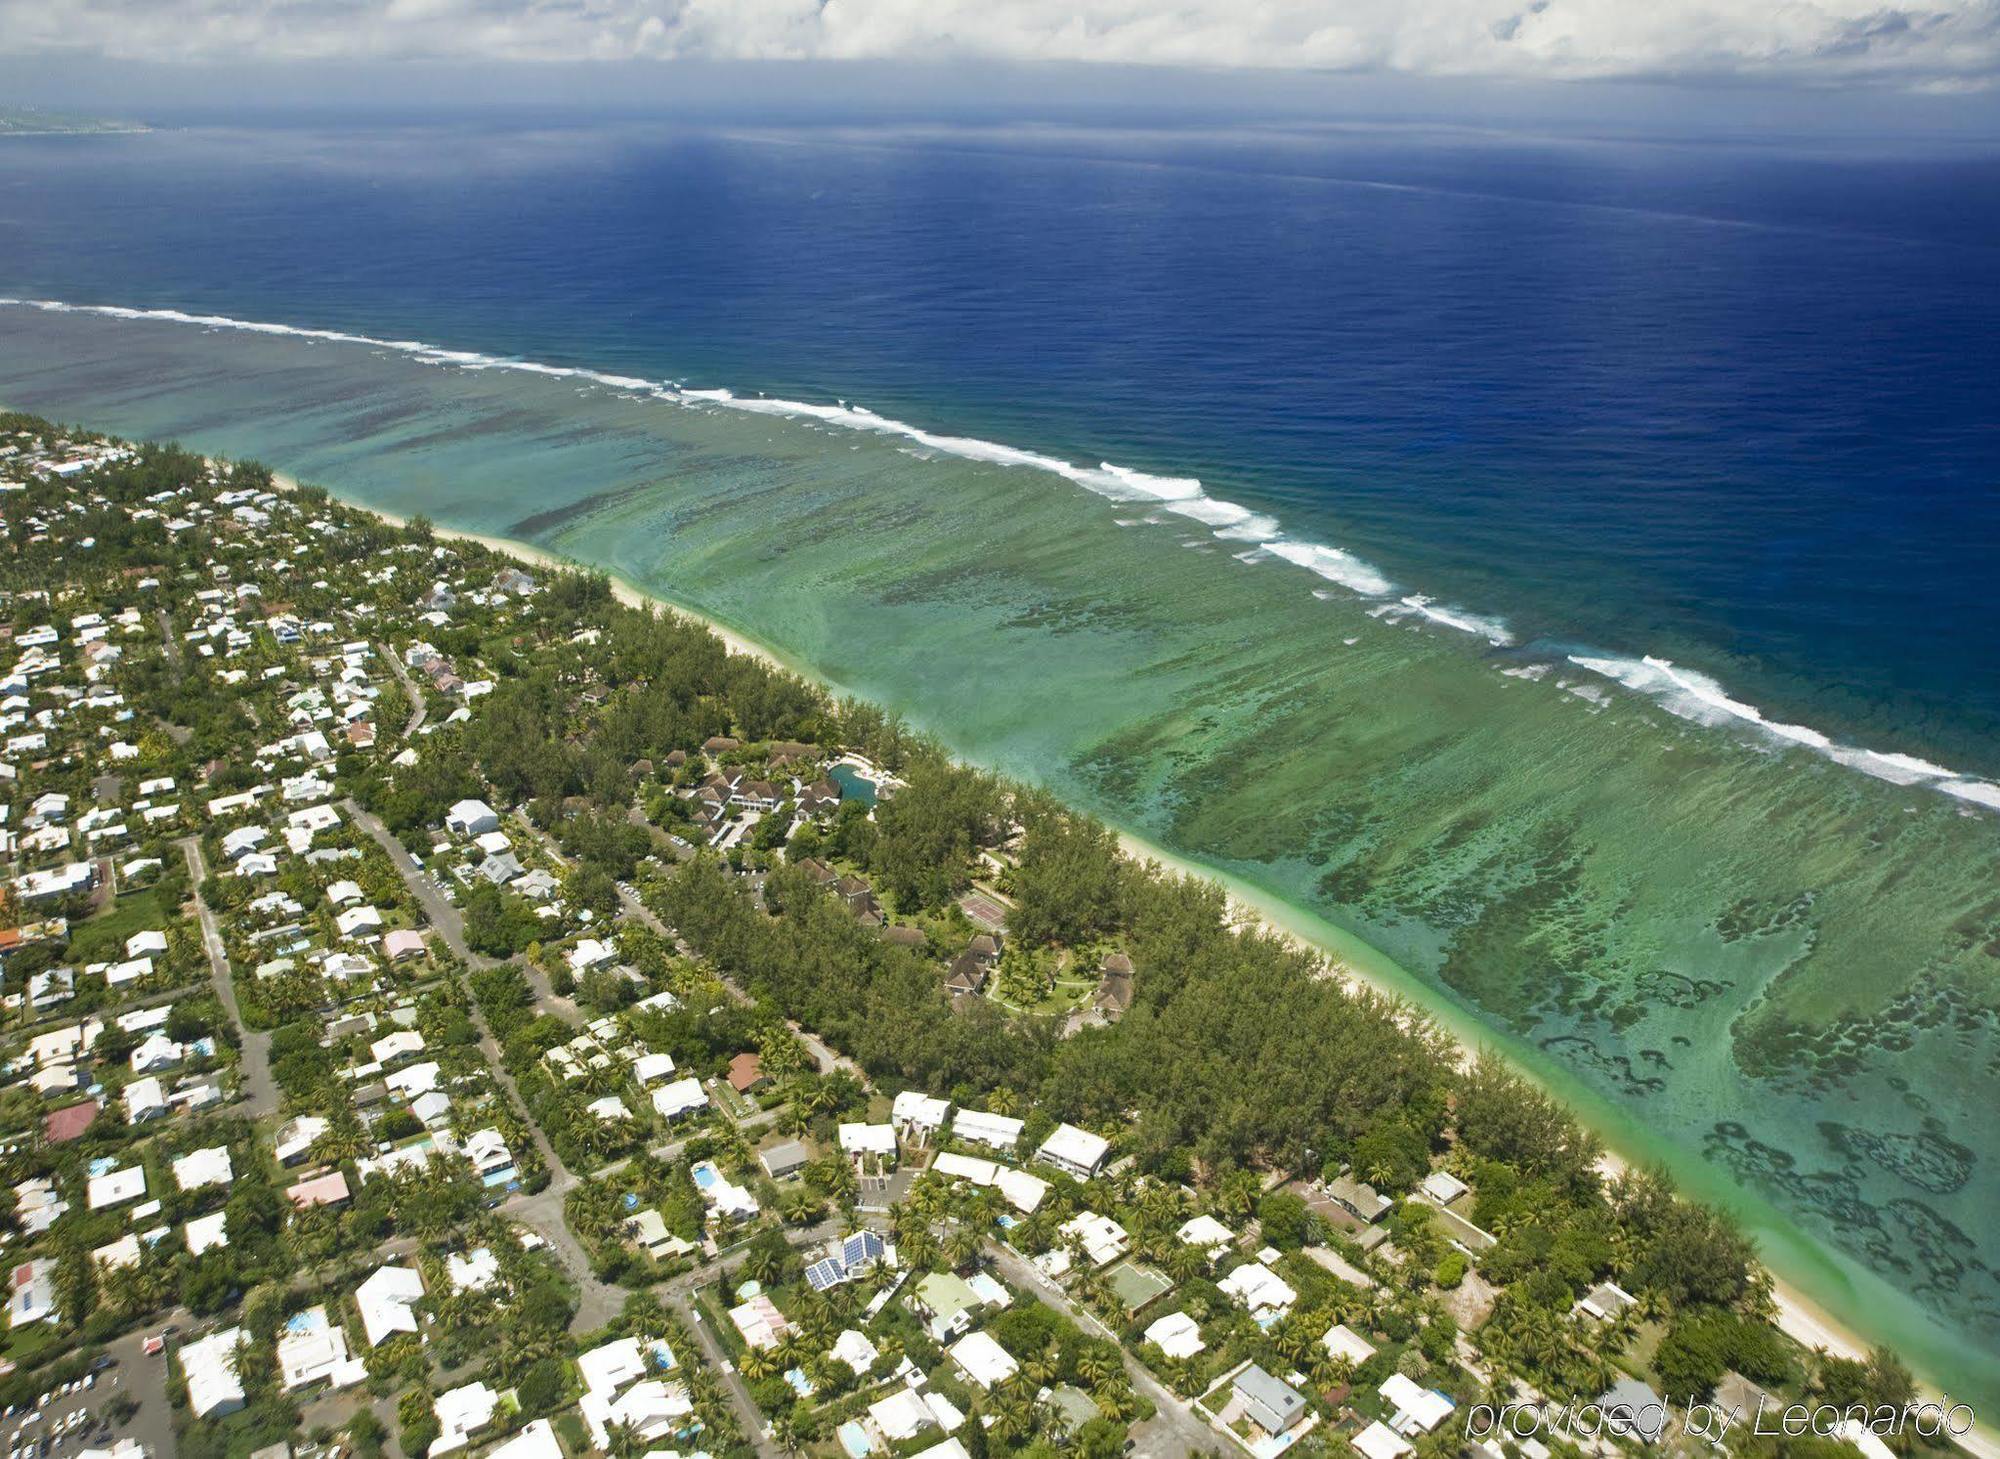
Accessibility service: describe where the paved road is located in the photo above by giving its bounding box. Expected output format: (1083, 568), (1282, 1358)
(984, 1240), (1217, 1459)
(665, 1289), (780, 1458)
(346, 797), (630, 1333)
(154, 608), (182, 672)
(179, 837), (278, 1118)
(377, 640), (427, 738)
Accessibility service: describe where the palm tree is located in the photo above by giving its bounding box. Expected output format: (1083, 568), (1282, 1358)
(946, 1225), (984, 1272)
(1096, 1380), (1140, 1423)
(989, 1384), (1035, 1443)
(770, 1416), (803, 1456)
(738, 1344), (779, 1381)
(1075, 1347), (1117, 1387)
(900, 1224), (940, 1272)
(1023, 1341), (1061, 1388)
(1274, 1315), (1318, 1367)
(1165, 1242), (1208, 1284)
(1217, 1168), (1262, 1220)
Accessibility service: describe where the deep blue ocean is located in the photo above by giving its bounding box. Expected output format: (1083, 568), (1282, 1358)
(3, 119), (1999, 766)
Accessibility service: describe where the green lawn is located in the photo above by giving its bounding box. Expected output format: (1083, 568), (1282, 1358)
(64, 885), (176, 963)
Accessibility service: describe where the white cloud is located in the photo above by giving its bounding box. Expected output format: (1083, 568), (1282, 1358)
(5, 0), (1996, 88)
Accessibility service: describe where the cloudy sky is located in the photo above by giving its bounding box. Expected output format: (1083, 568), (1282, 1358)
(4, 0), (1997, 93)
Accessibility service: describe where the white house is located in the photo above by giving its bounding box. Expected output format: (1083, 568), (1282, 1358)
(173, 1146), (235, 1192)
(355, 1264), (426, 1347)
(278, 1305), (366, 1391)
(1144, 1310), (1205, 1359)
(652, 1077), (709, 1120)
(952, 1108), (1024, 1152)
(432, 1381), (502, 1455)
(124, 1076), (167, 1123)
(180, 1326), (247, 1419)
(838, 1123), (897, 1159)
(445, 799), (499, 837)
(1218, 1260), (1297, 1318)
(1035, 1123), (1110, 1180)
(948, 1330), (1019, 1390)
(87, 1165), (148, 1211)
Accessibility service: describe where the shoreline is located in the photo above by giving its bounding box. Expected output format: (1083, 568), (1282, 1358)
(286, 473), (1987, 1455)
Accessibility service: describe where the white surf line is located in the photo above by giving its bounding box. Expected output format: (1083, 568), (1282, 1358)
(8, 294), (1995, 811)
(1566, 653), (1998, 806)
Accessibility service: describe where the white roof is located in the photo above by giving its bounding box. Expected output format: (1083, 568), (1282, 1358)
(995, 1167), (1050, 1213)
(87, 1165), (147, 1210)
(446, 1247), (501, 1292)
(911, 1443), (972, 1459)
(948, 1330), (1019, 1389)
(1144, 1310), (1205, 1359)
(372, 1030), (425, 1062)
(384, 1060), (441, 1098)
(932, 1151), (998, 1185)
(952, 1108), (1024, 1149)
(652, 1077), (709, 1118)
(1421, 1169), (1470, 1205)
(124, 1076), (166, 1118)
(838, 1122), (897, 1156)
(1323, 1322), (1376, 1366)
(568, 937), (616, 971)
(1036, 1122), (1110, 1173)
(832, 1329), (880, 1373)
(1353, 1422), (1415, 1459)
(892, 1090), (950, 1128)
(431, 1381), (500, 1455)
(576, 1336), (647, 1398)
(180, 1326), (246, 1418)
(185, 1210), (230, 1255)
(277, 1307), (361, 1391)
(486, 1420), (563, 1459)
(356, 1264), (425, 1346)
(173, 1146), (235, 1192)
(1059, 1211), (1129, 1267)
(632, 1051), (677, 1083)
(1179, 1213), (1235, 1250)
(1218, 1260), (1296, 1315)
(869, 1387), (937, 1441)
(1838, 1421), (1899, 1459)
(1380, 1373), (1455, 1434)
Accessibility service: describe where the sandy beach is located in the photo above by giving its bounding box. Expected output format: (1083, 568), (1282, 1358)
(288, 472), (1985, 1455)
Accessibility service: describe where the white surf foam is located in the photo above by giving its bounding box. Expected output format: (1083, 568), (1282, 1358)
(10, 294), (1992, 815)
(1566, 652), (1988, 807)
(1939, 780), (2000, 810)
(1388, 594), (1515, 646)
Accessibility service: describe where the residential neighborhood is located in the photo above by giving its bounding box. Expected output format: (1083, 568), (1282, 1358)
(0, 420), (1939, 1459)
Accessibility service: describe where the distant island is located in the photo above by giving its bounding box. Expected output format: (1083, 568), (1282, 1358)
(0, 105), (147, 136)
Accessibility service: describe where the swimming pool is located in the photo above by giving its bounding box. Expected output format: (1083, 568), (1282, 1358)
(837, 1421), (874, 1458)
(691, 1161), (720, 1191)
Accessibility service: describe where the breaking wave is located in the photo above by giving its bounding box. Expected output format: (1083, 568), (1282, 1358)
(7, 294), (1994, 813)
(1567, 654), (1997, 805)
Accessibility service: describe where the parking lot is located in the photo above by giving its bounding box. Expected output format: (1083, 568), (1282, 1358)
(5, 1325), (177, 1459)
(5, 1364), (122, 1459)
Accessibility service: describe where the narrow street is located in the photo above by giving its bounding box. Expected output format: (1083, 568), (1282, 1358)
(344, 797), (627, 1332)
(665, 1289), (781, 1458)
(178, 836), (278, 1117)
(983, 1240), (1216, 1459)
(377, 639), (427, 737)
